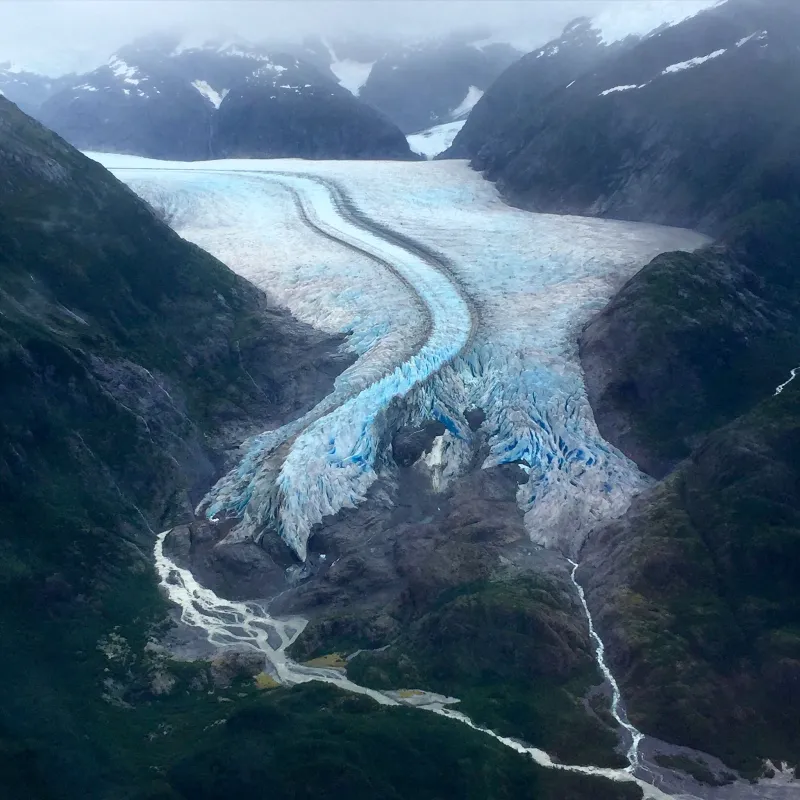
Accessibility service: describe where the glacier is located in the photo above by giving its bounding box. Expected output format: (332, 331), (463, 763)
(92, 153), (708, 561)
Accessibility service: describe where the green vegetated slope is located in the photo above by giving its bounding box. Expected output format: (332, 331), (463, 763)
(581, 199), (800, 476)
(347, 577), (626, 769)
(0, 96), (348, 797)
(580, 380), (800, 772)
(153, 684), (642, 800)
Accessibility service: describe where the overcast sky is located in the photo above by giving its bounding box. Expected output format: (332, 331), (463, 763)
(1, 0), (718, 75)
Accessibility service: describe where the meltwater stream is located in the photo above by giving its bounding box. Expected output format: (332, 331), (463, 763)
(568, 559), (644, 771)
(155, 530), (678, 800)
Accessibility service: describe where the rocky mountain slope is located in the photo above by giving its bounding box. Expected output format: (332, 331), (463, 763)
(445, 18), (620, 160)
(0, 62), (74, 114)
(37, 53), (214, 159)
(581, 198), (800, 476)
(446, 0), (800, 235)
(0, 96), (350, 796)
(211, 58), (412, 160)
(33, 38), (412, 160)
(359, 33), (520, 134)
(520, 0), (800, 774)
(580, 376), (800, 773)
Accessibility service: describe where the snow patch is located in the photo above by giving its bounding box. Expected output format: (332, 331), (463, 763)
(536, 43), (560, 59)
(329, 59), (374, 96)
(192, 79), (227, 108)
(599, 84), (641, 96)
(75, 83), (99, 92)
(736, 31), (768, 47)
(108, 56), (141, 85)
(407, 120), (466, 159)
(661, 47), (726, 74)
(775, 367), (799, 396)
(250, 63), (289, 83)
(450, 86), (483, 119)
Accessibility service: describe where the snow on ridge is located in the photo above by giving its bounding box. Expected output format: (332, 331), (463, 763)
(599, 84), (641, 96)
(407, 120), (466, 159)
(536, 43), (560, 59)
(192, 79), (227, 108)
(595, 0), (722, 46)
(661, 47), (726, 74)
(249, 63), (290, 82)
(450, 86), (483, 119)
(325, 34), (373, 97)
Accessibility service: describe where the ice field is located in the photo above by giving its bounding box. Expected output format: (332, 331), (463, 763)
(91, 153), (708, 559)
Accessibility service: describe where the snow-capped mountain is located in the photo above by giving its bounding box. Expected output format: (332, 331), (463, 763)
(444, 17), (626, 160)
(447, 0), (800, 233)
(37, 52), (213, 159)
(32, 37), (412, 160)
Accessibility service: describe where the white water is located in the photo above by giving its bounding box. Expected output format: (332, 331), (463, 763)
(774, 367), (799, 396)
(568, 559), (644, 770)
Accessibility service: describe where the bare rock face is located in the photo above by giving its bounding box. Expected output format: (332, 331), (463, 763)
(209, 651), (266, 688)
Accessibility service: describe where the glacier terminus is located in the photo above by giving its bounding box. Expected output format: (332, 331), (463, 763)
(92, 152), (708, 563)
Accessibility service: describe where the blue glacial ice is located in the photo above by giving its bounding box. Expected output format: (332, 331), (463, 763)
(102, 156), (709, 560)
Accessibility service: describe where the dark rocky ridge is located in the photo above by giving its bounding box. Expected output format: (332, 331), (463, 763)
(580, 379), (800, 773)
(544, 0), (800, 774)
(580, 199), (800, 477)
(211, 61), (412, 160)
(445, 18), (620, 160)
(0, 96), (351, 795)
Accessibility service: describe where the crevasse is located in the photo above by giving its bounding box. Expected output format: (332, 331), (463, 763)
(199, 172), (475, 560)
